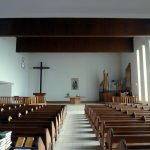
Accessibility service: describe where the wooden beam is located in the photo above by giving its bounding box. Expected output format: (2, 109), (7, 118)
(0, 18), (150, 37)
(16, 37), (133, 52)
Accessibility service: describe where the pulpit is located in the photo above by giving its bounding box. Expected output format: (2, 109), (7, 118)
(99, 91), (115, 102)
(33, 93), (46, 104)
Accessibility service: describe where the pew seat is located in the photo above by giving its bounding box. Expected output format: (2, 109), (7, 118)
(116, 139), (150, 150)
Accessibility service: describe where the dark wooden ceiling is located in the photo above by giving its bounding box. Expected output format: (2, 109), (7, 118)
(16, 37), (133, 52)
(0, 18), (150, 52)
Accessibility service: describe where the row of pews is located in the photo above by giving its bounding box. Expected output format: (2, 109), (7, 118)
(85, 103), (150, 150)
(0, 103), (67, 150)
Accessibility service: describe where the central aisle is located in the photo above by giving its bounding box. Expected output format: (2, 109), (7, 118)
(54, 104), (101, 150)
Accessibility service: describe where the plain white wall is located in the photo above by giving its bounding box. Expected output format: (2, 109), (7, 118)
(1, 37), (150, 102)
(121, 37), (150, 102)
(0, 37), (29, 96)
(0, 0), (150, 18)
(28, 53), (121, 101)
(121, 51), (138, 96)
(0, 83), (12, 96)
(134, 37), (150, 102)
(145, 38), (150, 102)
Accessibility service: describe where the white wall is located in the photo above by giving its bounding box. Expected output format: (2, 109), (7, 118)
(0, 37), (29, 96)
(136, 37), (150, 102)
(0, 82), (12, 96)
(121, 37), (150, 102)
(0, 0), (150, 18)
(2, 37), (150, 102)
(28, 53), (121, 101)
(121, 51), (138, 96)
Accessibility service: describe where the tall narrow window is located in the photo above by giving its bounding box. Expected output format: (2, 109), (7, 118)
(142, 45), (148, 102)
(149, 40), (150, 54)
(136, 50), (142, 101)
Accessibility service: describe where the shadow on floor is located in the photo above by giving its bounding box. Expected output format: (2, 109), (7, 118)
(76, 130), (95, 134)
(74, 137), (98, 141)
(73, 145), (101, 150)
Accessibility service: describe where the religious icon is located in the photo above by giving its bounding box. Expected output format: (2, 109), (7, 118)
(125, 63), (131, 91)
(100, 70), (109, 92)
(71, 78), (79, 90)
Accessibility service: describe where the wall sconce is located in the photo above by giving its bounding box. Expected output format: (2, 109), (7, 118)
(21, 57), (25, 69)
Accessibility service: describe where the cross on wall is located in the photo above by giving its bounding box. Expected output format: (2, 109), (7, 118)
(33, 62), (50, 93)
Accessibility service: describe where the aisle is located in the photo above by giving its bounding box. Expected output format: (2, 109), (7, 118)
(54, 104), (101, 150)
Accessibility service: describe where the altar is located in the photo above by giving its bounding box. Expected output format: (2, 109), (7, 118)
(65, 96), (85, 104)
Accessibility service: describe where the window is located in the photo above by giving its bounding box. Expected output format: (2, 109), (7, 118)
(142, 45), (148, 102)
(136, 50), (142, 101)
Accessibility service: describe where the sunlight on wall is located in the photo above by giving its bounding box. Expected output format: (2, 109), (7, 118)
(136, 50), (142, 101)
(142, 45), (148, 102)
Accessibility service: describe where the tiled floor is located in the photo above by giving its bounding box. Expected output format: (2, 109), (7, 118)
(54, 104), (101, 150)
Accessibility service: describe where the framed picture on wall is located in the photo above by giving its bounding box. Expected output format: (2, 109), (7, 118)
(71, 78), (79, 90)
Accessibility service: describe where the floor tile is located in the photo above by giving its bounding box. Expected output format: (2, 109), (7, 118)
(53, 104), (101, 150)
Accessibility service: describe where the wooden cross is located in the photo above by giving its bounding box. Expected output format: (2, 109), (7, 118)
(33, 62), (50, 93)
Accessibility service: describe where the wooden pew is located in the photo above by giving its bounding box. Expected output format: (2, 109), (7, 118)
(0, 119), (56, 148)
(0, 104), (41, 113)
(0, 113), (59, 149)
(19, 115), (59, 141)
(95, 116), (145, 140)
(100, 121), (150, 147)
(116, 139), (150, 150)
(0, 104), (65, 133)
(0, 105), (43, 121)
(24, 107), (64, 134)
(0, 104), (66, 150)
(91, 112), (145, 138)
(85, 103), (150, 150)
(105, 128), (150, 150)
(87, 103), (149, 127)
(0, 127), (51, 150)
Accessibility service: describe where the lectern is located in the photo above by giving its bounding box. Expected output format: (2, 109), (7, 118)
(33, 93), (46, 104)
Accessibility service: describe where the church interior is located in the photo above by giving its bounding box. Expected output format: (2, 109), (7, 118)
(0, 0), (150, 150)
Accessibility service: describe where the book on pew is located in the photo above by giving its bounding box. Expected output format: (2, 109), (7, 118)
(0, 137), (6, 150)
(0, 131), (11, 139)
(0, 139), (5, 146)
(14, 137), (37, 150)
(24, 137), (34, 147)
(0, 131), (12, 150)
(15, 137), (26, 147)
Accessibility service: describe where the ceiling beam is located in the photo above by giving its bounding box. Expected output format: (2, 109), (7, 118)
(16, 37), (133, 52)
(0, 18), (150, 37)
